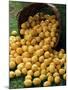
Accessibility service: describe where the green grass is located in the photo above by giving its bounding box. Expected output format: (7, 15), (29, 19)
(9, 1), (66, 89)
(9, 76), (25, 89)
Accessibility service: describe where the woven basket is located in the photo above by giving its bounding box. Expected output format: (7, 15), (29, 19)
(17, 3), (61, 48)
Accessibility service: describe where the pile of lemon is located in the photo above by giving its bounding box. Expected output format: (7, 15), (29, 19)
(10, 13), (66, 87)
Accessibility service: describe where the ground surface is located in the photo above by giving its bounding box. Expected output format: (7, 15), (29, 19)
(9, 1), (66, 89)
